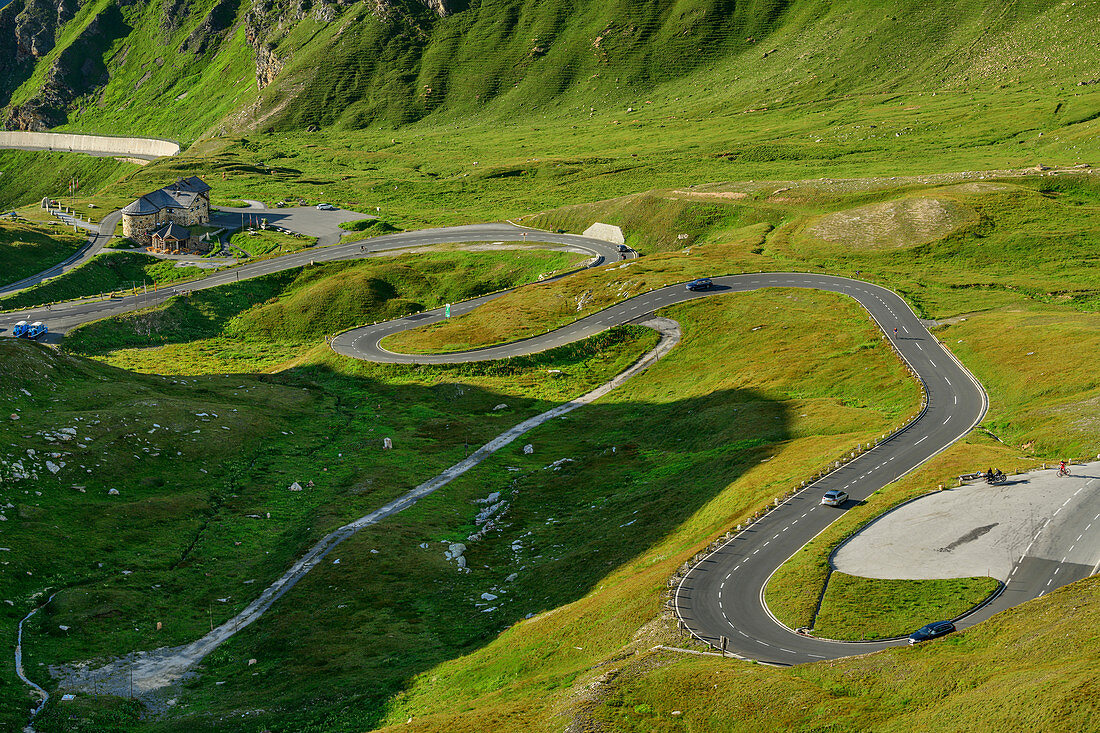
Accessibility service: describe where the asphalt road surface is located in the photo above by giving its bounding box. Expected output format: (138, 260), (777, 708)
(0, 223), (625, 338)
(5, 223), (1086, 666)
(334, 273), (1014, 665)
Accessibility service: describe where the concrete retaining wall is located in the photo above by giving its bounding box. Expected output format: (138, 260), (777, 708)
(0, 131), (179, 159)
(582, 222), (625, 245)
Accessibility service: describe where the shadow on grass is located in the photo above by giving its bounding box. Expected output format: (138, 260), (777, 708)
(113, 360), (795, 733)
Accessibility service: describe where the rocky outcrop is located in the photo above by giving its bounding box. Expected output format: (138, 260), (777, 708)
(160, 0), (192, 39)
(3, 5), (130, 131)
(180, 0), (243, 55)
(418, 0), (459, 16)
(11, 0), (78, 61)
(253, 43), (283, 89)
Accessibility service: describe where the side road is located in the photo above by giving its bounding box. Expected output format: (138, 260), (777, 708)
(0, 210), (122, 296)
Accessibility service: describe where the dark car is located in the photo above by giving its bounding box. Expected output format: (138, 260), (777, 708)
(908, 620), (955, 645)
(686, 278), (713, 291)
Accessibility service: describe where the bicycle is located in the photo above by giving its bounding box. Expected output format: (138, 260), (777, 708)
(1057, 466), (1070, 478)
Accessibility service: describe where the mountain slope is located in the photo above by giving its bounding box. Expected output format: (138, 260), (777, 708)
(4, 0), (1100, 140)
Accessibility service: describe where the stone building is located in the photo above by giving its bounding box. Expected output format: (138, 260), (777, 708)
(121, 176), (211, 246)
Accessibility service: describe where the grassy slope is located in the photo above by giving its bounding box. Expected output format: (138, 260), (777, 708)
(0, 251), (202, 309)
(0, 218), (85, 288)
(583, 577), (1099, 733)
(0, 150), (137, 212)
(64, 248), (586, 371)
(6, 320), (659, 733)
(6, 0), (258, 139)
(52, 288), (916, 732)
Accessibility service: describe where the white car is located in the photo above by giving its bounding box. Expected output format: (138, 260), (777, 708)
(821, 490), (849, 507)
(316, 203), (337, 210)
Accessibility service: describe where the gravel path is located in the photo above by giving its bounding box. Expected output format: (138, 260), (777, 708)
(48, 317), (681, 698)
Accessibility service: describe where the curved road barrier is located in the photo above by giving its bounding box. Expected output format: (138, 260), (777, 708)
(0, 131), (179, 160)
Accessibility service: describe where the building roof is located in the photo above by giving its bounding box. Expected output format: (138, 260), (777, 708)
(153, 222), (191, 241)
(174, 176), (211, 194)
(121, 176), (209, 216)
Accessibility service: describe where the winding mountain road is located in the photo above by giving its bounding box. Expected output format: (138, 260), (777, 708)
(6, 223), (1089, 674)
(0, 224), (624, 335)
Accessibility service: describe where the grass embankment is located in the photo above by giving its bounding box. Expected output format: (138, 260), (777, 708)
(65, 249), (587, 373)
(0, 149), (137, 211)
(381, 223), (773, 354)
(39, 289), (917, 732)
(228, 228), (315, 257)
(812, 574), (1000, 641)
(583, 577), (1099, 733)
(5, 317), (657, 733)
(0, 251), (202, 310)
(0, 218), (85, 288)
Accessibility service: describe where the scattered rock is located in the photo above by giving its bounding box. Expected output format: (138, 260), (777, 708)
(108, 488), (119, 495)
(480, 592), (498, 601)
(289, 482), (302, 491)
(493, 404), (508, 411)
(523, 444), (534, 455)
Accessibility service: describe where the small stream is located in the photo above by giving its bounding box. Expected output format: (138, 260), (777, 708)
(16, 592), (57, 733)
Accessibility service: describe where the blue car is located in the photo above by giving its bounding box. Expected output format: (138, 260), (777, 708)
(686, 278), (713, 291)
(908, 620), (955, 645)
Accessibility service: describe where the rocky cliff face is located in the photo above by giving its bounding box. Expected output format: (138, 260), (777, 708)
(0, 0), (80, 111)
(4, 5), (129, 130)
(181, 0), (242, 54)
(13, 0), (78, 61)
(253, 43), (283, 89)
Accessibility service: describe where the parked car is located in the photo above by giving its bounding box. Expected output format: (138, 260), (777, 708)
(821, 489), (848, 507)
(23, 322), (48, 340)
(315, 203), (337, 211)
(908, 620), (955, 644)
(686, 278), (714, 291)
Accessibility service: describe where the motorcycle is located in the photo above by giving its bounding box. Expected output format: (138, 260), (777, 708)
(985, 470), (1006, 485)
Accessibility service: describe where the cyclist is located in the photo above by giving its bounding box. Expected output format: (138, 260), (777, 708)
(1058, 460), (1069, 476)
